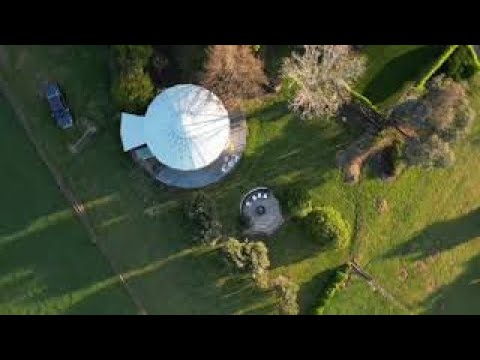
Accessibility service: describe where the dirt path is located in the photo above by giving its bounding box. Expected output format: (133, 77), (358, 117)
(0, 72), (147, 315)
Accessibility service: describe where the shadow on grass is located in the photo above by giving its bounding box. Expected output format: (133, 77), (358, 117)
(208, 101), (360, 268)
(381, 207), (480, 314)
(421, 254), (480, 314)
(262, 45), (296, 78)
(265, 219), (322, 268)
(363, 46), (444, 104)
(384, 207), (480, 261)
(0, 215), (136, 314)
(0, 241), (274, 314)
(248, 100), (290, 122)
(125, 246), (274, 314)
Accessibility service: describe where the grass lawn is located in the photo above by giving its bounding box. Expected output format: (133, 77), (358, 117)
(1, 45), (479, 314)
(0, 97), (136, 314)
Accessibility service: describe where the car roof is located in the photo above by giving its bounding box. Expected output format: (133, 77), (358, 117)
(46, 83), (61, 97)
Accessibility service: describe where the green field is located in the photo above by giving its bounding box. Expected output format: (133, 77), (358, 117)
(0, 97), (136, 314)
(0, 45), (479, 314)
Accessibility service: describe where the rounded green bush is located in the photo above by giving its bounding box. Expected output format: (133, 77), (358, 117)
(276, 184), (312, 219)
(304, 206), (351, 249)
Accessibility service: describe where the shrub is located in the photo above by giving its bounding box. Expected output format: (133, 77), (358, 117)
(183, 192), (222, 245)
(404, 134), (455, 169)
(314, 263), (351, 315)
(443, 45), (479, 81)
(303, 206), (351, 249)
(111, 45), (156, 114)
(222, 238), (270, 275)
(270, 275), (299, 315)
(275, 184), (312, 219)
(111, 66), (155, 114)
(244, 241), (270, 275)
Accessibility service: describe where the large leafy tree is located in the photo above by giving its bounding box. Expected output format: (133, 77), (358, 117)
(392, 76), (475, 169)
(200, 45), (268, 108)
(281, 45), (366, 119)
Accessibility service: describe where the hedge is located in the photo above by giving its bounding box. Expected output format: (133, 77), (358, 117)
(314, 263), (351, 315)
(416, 45), (459, 90)
(349, 87), (381, 114)
(466, 45), (480, 67)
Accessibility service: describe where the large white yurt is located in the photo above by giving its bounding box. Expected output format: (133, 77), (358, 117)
(120, 84), (230, 171)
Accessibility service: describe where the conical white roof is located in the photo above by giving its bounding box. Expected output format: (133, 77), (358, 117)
(121, 84), (230, 171)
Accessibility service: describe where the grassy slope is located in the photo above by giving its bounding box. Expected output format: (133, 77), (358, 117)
(0, 97), (136, 314)
(1, 45), (479, 314)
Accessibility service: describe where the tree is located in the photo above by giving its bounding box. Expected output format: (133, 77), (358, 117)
(394, 76), (475, 169)
(200, 45), (268, 108)
(114, 45), (153, 70)
(270, 275), (299, 315)
(244, 241), (270, 275)
(424, 76), (474, 142)
(112, 66), (155, 114)
(183, 192), (222, 245)
(304, 206), (351, 249)
(111, 45), (156, 114)
(404, 134), (455, 168)
(281, 45), (366, 119)
(222, 238), (270, 275)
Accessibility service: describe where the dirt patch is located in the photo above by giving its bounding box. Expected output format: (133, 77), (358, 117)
(399, 268), (409, 282)
(337, 130), (398, 184)
(376, 198), (389, 214)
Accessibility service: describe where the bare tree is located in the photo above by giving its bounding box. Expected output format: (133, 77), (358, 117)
(281, 45), (366, 119)
(200, 45), (268, 108)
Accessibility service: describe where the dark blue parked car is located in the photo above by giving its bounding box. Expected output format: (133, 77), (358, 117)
(46, 83), (73, 129)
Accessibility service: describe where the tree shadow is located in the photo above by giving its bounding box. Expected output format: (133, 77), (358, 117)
(152, 45), (208, 85)
(384, 207), (480, 261)
(265, 218), (323, 268)
(363, 46), (444, 104)
(421, 253), (480, 314)
(0, 213), (136, 314)
(208, 101), (361, 268)
(382, 206), (480, 314)
(261, 45), (296, 79)
(248, 100), (291, 122)
(125, 246), (274, 314)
